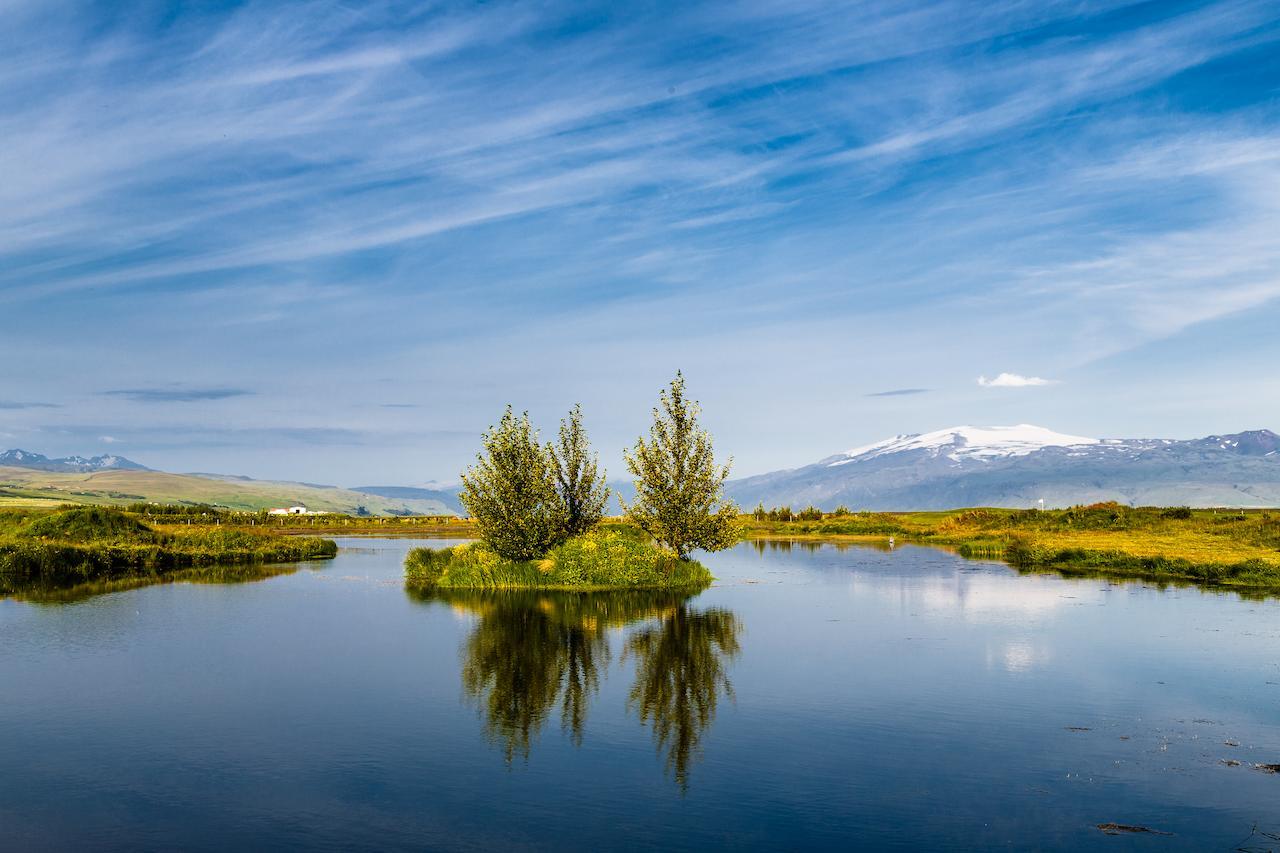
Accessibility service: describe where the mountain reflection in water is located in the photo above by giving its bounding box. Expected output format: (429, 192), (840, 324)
(410, 589), (741, 789)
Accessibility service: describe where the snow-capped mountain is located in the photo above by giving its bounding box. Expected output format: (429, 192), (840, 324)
(726, 426), (1280, 510)
(829, 425), (1100, 465)
(0, 449), (150, 473)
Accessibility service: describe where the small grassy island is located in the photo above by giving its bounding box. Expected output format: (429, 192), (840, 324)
(405, 528), (712, 591)
(0, 505), (337, 596)
(409, 373), (738, 591)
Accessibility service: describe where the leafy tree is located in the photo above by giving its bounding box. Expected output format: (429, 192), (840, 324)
(622, 372), (739, 559)
(460, 407), (564, 560)
(752, 502), (767, 521)
(797, 505), (823, 521)
(549, 404), (611, 538)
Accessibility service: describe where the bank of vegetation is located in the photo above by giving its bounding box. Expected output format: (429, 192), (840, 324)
(128, 504), (472, 535)
(405, 372), (738, 590)
(0, 506), (337, 595)
(741, 503), (1280, 590)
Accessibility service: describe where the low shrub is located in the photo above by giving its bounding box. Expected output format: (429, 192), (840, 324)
(21, 507), (157, 543)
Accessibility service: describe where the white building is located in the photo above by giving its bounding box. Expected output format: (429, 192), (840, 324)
(268, 505), (309, 515)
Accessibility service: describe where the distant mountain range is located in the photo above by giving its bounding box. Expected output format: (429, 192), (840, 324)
(8, 426), (1279, 514)
(0, 449), (150, 473)
(351, 485), (466, 514)
(726, 425), (1280, 510)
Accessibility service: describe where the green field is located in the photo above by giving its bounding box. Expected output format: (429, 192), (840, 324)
(0, 466), (454, 516)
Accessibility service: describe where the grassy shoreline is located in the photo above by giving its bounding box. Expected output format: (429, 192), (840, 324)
(9, 502), (1280, 597)
(0, 507), (337, 595)
(739, 505), (1280, 591)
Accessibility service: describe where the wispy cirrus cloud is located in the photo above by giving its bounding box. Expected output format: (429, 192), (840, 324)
(0, 400), (59, 409)
(866, 388), (930, 397)
(102, 387), (253, 403)
(977, 373), (1057, 388)
(4, 0), (1275, 311)
(1, 1), (1278, 482)
(39, 414), (479, 443)
(39, 423), (368, 449)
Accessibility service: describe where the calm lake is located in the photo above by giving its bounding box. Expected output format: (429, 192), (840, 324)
(2, 537), (1278, 850)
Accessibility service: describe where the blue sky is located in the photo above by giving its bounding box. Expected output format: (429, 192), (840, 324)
(2, 0), (1279, 485)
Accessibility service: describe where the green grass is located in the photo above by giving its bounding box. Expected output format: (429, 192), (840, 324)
(0, 506), (337, 594)
(405, 528), (713, 591)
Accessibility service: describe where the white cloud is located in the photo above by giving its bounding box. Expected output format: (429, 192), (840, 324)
(977, 373), (1057, 388)
(98, 435), (120, 444)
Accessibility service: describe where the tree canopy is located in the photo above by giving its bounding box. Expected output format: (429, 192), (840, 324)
(459, 407), (564, 560)
(623, 372), (739, 559)
(549, 404), (610, 539)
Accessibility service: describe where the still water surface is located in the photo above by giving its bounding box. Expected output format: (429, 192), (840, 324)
(2, 538), (1278, 850)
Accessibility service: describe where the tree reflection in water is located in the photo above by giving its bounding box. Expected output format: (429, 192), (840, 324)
(626, 605), (741, 791)
(414, 587), (741, 787)
(457, 592), (614, 758)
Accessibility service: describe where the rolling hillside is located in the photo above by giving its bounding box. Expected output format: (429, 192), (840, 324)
(0, 465), (455, 516)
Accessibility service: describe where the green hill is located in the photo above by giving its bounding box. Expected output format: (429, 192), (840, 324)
(0, 466), (455, 516)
